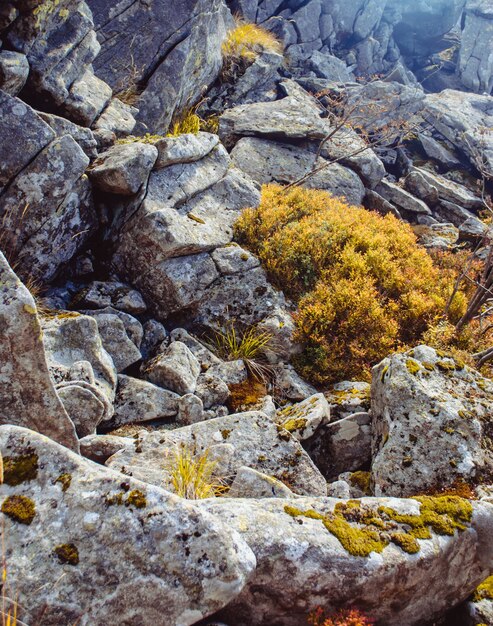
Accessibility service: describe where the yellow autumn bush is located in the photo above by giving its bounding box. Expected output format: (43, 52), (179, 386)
(235, 184), (467, 383)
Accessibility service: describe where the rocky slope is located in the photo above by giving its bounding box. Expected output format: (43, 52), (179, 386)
(0, 1), (493, 625)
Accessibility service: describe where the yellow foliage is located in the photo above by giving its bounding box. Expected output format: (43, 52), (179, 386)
(222, 20), (283, 78)
(167, 108), (201, 137)
(235, 185), (467, 383)
(165, 446), (226, 500)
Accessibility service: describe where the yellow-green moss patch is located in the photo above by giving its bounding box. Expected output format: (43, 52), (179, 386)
(126, 489), (147, 509)
(54, 543), (79, 566)
(3, 452), (38, 486)
(54, 473), (72, 492)
(349, 471), (371, 495)
(473, 576), (493, 602)
(1, 495), (36, 525)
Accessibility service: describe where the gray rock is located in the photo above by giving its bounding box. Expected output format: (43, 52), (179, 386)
(88, 0), (232, 132)
(404, 167), (484, 211)
(231, 137), (365, 205)
(372, 345), (493, 497)
(85, 313), (142, 373)
(226, 466), (296, 499)
(326, 381), (371, 421)
(154, 132), (220, 169)
(219, 94), (328, 148)
(145, 342), (201, 395)
(74, 281), (147, 315)
(169, 329), (222, 371)
(418, 133), (461, 168)
(141, 320), (169, 361)
(177, 393), (205, 426)
(0, 254), (78, 451)
(89, 143), (158, 196)
(276, 393), (330, 441)
(109, 375), (180, 428)
(79, 433), (132, 464)
(206, 360), (249, 386)
(107, 411), (327, 496)
(200, 494), (493, 626)
(41, 313), (117, 420)
(57, 384), (105, 438)
(0, 91), (55, 190)
(459, 0), (493, 95)
(81, 307), (143, 349)
(303, 412), (371, 480)
(62, 67), (113, 127)
(93, 98), (138, 137)
(38, 111), (98, 158)
(0, 50), (29, 96)
(211, 245), (260, 275)
(195, 374), (230, 410)
(273, 364), (317, 402)
(0, 424), (255, 625)
(375, 179), (432, 215)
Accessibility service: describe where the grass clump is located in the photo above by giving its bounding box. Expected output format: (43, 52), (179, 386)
(222, 19), (283, 79)
(167, 108), (201, 137)
(235, 184), (467, 383)
(165, 446), (226, 500)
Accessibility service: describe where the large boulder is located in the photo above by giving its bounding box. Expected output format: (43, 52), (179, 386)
(371, 345), (493, 497)
(459, 0), (493, 95)
(87, 0), (232, 132)
(106, 411), (328, 497)
(0, 425), (255, 625)
(0, 254), (78, 451)
(200, 493), (493, 626)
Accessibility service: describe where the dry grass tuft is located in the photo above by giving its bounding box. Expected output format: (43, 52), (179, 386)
(165, 446), (227, 500)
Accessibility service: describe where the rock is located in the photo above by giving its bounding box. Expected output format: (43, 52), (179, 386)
(364, 189), (402, 219)
(109, 375), (180, 429)
(211, 245), (260, 275)
(0, 51), (29, 96)
(418, 133), (461, 168)
(424, 90), (493, 172)
(74, 281), (147, 315)
(404, 167), (484, 211)
(276, 393), (330, 441)
(375, 179), (431, 216)
(462, 575), (493, 625)
(371, 345), (493, 497)
(0, 91), (55, 190)
(177, 394), (206, 426)
(305, 50), (354, 81)
(170, 329), (222, 371)
(62, 67), (113, 127)
(141, 320), (169, 361)
(145, 342), (201, 395)
(57, 384), (105, 438)
(39, 111), (98, 158)
(89, 143), (158, 196)
(154, 132), (220, 169)
(79, 433), (132, 464)
(200, 493), (493, 626)
(231, 138), (365, 205)
(195, 374), (230, 410)
(41, 313), (117, 420)
(273, 364), (318, 402)
(207, 360), (249, 386)
(107, 411), (327, 497)
(87, 0), (232, 132)
(459, 0), (493, 95)
(303, 412), (372, 480)
(326, 381), (371, 421)
(93, 97), (138, 137)
(81, 307), (143, 349)
(85, 313), (142, 373)
(413, 223), (459, 249)
(0, 254), (78, 451)
(226, 466), (296, 499)
(219, 94), (328, 148)
(0, 134), (90, 261)
(0, 424), (255, 625)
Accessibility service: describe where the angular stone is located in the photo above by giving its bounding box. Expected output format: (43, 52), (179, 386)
(326, 381), (371, 421)
(375, 179), (432, 215)
(276, 393), (330, 441)
(39, 111), (98, 158)
(226, 466), (296, 499)
(0, 50), (29, 96)
(0, 425), (255, 625)
(63, 68), (112, 127)
(79, 433), (132, 464)
(372, 345), (493, 497)
(93, 98), (138, 137)
(74, 281), (147, 315)
(0, 254), (78, 451)
(145, 342), (201, 395)
(107, 411), (327, 496)
(89, 142), (158, 196)
(109, 375), (180, 428)
(57, 384), (105, 438)
(154, 132), (220, 169)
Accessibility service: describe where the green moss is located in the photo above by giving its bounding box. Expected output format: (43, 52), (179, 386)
(54, 473), (72, 492)
(472, 576), (493, 602)
(54, 543), (79, 566)
(3, 452), (38, 486)
(422, 362), (435, 371)
(406, 359), (421, 375)
(284, 495), (473, 558)
(349, 471), (371, 495)
(436, 360), (456, 371)
(1, 495), (36, 525)
(126, 490), (147, 509)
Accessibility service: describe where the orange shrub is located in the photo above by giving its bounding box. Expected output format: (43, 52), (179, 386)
(308, 607), (374, 626)
(235, 184), (466, 383)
